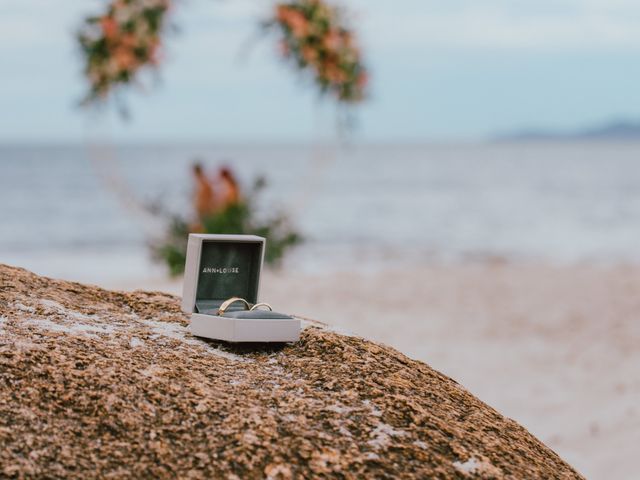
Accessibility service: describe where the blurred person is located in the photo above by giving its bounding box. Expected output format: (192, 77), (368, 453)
(217, 166), (241, 209)
(192, 162), (219, 220)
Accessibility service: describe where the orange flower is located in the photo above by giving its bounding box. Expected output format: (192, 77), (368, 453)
(301, 45), (318, 63)
(323, 30), (341, 50)
(276, 5), (290, 22)
(120, 33), (137, 49)
(283, 9), (309, 38)
(322, 59), (345, 84)
(100, 16), (119, 41)
(113, 46), (137, 70)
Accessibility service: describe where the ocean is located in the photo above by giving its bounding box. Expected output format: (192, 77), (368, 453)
(2, 142), (640, 285)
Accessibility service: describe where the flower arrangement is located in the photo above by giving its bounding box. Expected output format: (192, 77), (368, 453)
(74, 1), (360, 279)
(77, 0), (367, 106)
(151, 173), (302, 277)
(77, 0), (171, 104)
(269, 0), (367, 103)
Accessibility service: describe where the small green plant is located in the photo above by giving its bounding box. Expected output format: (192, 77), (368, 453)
(151, 177), (302, 277)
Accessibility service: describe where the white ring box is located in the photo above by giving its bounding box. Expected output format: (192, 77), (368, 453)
(181, 234), (300, 342)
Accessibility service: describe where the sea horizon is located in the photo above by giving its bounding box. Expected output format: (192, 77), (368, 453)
(3, 141), (640, 286)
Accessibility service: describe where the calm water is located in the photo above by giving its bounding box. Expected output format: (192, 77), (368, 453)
(1, 142), (640, 283)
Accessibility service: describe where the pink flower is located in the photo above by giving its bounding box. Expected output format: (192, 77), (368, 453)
(279, 39), (290, 57)
(100, 16), (119, 41)
(288, 11), (309, 38)
(357, 71), (368, 88)
(277, 6), (309, 38)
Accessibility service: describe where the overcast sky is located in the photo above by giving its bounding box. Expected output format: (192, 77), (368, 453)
(2, 0), (640, 143)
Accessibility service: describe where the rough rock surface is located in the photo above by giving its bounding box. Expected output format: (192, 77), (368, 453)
(0, 264), (582, 479)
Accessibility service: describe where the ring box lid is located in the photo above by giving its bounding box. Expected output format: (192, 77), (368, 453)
(181, 234), (266, 315)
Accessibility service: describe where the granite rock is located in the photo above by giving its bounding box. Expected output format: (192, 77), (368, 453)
(0, 264), (583, 479)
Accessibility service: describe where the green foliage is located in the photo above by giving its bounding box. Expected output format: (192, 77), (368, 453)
(151, 177), (303, 277)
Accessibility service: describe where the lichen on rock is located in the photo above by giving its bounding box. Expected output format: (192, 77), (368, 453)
(0, 264), (583, 479)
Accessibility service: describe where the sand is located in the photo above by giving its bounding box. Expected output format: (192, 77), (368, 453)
(82, 261), (640, 479)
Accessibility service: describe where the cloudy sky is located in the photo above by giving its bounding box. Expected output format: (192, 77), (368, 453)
(2, 0), (640, 142)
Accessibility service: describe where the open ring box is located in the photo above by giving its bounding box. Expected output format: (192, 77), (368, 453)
(181, 234), (300, 342)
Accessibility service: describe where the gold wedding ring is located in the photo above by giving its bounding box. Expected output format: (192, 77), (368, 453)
(217, 297), (251, 316)
(250, 303), (273, 312)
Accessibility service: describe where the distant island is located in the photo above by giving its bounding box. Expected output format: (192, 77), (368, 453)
(494, 119), (640, 142)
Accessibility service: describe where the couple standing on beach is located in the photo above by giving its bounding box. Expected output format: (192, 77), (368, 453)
(192, 162), (241, 221)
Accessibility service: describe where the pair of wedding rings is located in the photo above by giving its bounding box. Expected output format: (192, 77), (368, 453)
(217, 297), (273, 316)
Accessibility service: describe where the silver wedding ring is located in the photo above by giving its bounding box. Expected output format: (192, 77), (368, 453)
(250, 303), (273, 312)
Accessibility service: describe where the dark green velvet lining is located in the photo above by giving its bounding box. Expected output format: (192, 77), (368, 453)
(195, 240), (261, 313)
